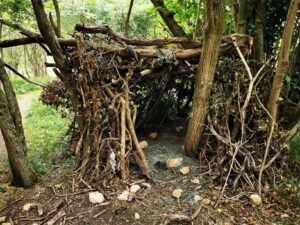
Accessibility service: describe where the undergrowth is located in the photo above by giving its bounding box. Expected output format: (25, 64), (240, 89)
(10, 75), (54, 95)
(290, 135), (300, 164)
(24, 95), (72, 174)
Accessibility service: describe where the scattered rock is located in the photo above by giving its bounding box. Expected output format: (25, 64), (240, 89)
(172, 189), (183, 199)
(22, 203), (43, 216)
(191, 178), (200, 184)
(249, 194), (262, 206)
(201, 198), (211, 205)
(140, 183), (151, 189)
(89, 191), (105, 204)
(175, 126), (183, 133)
(148, 132), (158, 139)
(118, 190), (131, 201)
(194, 195), (203, 203)
(179, 166), (190, 175)
(130, 184), (141, 193)
(0, 216), (6, 222)
(139, 140), (148, 149)
(166, 158), (183, 168)
(134, 212), (140, 220)
(281, 213), (289, 218)
(23, 203), (33, 211)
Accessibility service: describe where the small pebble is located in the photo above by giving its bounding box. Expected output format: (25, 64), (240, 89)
(134, 212), (140, 220)
(172, 189), (183, 199)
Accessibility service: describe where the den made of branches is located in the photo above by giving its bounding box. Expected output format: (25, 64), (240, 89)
(30, 24), (287, 190)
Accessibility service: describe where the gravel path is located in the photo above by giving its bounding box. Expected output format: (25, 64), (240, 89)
(0, 92), (35, 160)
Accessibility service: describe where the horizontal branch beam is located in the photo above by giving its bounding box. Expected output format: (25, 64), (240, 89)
(0, 35), (251, 60)
(0, 37), (76, 48)
(75, 24), (202, 48)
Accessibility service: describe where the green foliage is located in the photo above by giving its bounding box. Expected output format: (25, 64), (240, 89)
(24, 96), (70, 174)
(59, 0), (155, 38)
(290, 135), (300, 164)
(0, 0), (32, 23)
(10, 76), (54, 95)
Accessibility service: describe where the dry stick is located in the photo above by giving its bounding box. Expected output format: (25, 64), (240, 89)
(120, 97), (127, 180)
(4, 63), (45, 88)
(258, 120), (275, 196)
(124, 76), (151, 177)
(214, 37), (271, 203)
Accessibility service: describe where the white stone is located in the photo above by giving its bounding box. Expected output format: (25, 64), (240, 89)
(134, 212), (140, 220)
(191, 178), (200, 184)
(118, 190), (131, 201)
(172, 189), (183, 199)
(139, 141), (148, 149)
(166, 158), (183, 168)
(179, 166), (190, 175)
(249, 194), (262, 206)
(175, 126), (183, 133)
(281, 214), (289, 218)
(89, 191), (105, 204)
(194, 195), (203, 203)
(130, 184), (141, 193)
(148, 132), (158, 139)
(0, 216), (6, 222)
(201, 198), (211, 205)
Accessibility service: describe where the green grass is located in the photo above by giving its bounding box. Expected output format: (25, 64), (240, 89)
(11, 76), (54, 95)
(24, 95), (71, 174)
(290, 135), (300, 164)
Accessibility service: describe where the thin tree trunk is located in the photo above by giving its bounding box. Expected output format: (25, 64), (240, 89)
(53, 0), (62, 38)
(268, 0), (300, 121)
(0, 58), (36, 187)
(184, 0), (225, 157)
(124, 0), (134, 38)
(193, 0), (203, 40)
(150, 0), (188, 38)
(254, 0), (265, 63)
(237, 0), (247, 34)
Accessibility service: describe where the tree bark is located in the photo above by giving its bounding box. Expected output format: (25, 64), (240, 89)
(184, 0), (225, 157)
(0, 58), (36, 187)
(124, 0), (134, 38)
(31, 0), (66, 70)
(254, 0), (265, 63)
(237, 0), (247, 34)
(268, 0), (300, 121)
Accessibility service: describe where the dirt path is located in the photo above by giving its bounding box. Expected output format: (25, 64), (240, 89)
(0, 92), (35, 160)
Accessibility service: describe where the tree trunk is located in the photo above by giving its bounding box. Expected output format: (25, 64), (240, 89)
(184, 0), (225, 157)
(0, 58), (36, 187)
(254, 0), (265, 63)
(237, 0), (247, 34)
(268, 0), (300, 121)
(124, 0), (134, 38)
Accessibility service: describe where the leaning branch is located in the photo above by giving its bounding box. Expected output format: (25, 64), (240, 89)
(4, 63), (45, 88)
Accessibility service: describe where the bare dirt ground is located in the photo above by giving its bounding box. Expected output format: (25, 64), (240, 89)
(0, 125), (299, 225)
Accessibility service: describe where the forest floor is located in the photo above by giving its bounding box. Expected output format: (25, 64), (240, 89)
(0, 95), (299, 224)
